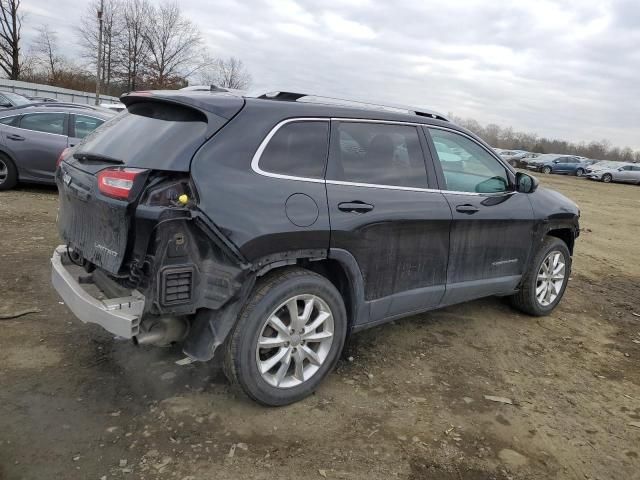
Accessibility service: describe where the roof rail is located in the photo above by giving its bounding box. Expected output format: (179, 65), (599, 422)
(253, 91), (448, 122)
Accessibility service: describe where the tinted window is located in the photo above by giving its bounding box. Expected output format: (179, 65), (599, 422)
(329, 122), (427, 188)
(74, 115), (104, 139)
(0, 115), (19, 126)
(20, 113), (66, 135)
(429, 128), (509, 193)
(259, 121), (329, 179)
(75, 102), (208, 168)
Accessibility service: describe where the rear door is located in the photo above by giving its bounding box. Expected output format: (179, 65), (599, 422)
(616, 165), (635, 183)
(425, 127), (535, 305)
(13, 112), (69, 182)
(326, 120), (451, 324)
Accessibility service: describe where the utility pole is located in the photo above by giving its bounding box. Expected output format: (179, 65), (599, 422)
(95, 0), (104, 105)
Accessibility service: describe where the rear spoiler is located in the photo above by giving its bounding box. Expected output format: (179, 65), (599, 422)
(121, 90), (245, 137)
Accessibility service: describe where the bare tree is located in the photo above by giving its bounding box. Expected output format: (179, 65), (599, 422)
(0, 0), (22, 79)
(210, 57), (252, 90)
(144, 1), (201, 88)
(32, 24), (64, 83)
(78, 0), (121, 89)
(117, 0), (151, 91)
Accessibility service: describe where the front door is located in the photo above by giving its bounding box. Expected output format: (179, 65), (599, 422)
(425, 127), (535, 305)
(326, 120), (451, 324)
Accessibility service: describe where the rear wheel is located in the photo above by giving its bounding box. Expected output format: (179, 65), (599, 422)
(575, 168), (585, 177)
(602, 173), (612, 183)
(0, 154), (17, 190)
(224, 268), (347, 406)
(542, 166), (552, 174)
(509, 237), (571, 316)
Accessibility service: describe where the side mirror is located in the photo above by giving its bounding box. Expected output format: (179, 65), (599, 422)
(516, 172), (539, 194)
(618, 167), (625, 171)
(0, 102), (12, 108)
(553, 160), (560, 163)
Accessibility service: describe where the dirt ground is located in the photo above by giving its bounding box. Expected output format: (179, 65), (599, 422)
(1, 174), (639, 480)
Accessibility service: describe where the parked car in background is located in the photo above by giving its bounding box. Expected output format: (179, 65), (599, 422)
(527, 154), (592, 176)
(52, 89), (579, 406)
(587, 164), (640, 184)
(0, 104), (114, 190)
(497, 149), (528, 166)
(100, 102), (126, 112)
(0, 91), (33, 109)
(27, 96), (58, 103)
(585, 160), (619, 175)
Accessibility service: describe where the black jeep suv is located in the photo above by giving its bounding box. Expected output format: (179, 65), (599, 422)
(52, 90), (579, 406)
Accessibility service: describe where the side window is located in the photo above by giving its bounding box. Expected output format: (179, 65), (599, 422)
(428, 128), (509, 194)
(0, 115), (19, 127)
(20, 113), (66, 135)
(258, 121), (329, 179)
(74, 115), (104, 139)
(329, 122), (428, 188)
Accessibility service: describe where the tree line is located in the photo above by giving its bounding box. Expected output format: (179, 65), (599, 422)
(451, 115), (640, 163)
(0, 0), (251, 96)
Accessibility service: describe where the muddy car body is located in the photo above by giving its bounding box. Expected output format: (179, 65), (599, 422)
(52, 90), (580, 405)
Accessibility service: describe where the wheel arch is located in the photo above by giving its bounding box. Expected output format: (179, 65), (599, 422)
(546, 227), (576, 255)
(254, 249), (367, 334)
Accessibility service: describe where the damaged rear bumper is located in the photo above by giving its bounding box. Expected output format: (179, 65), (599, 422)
(51, 245), (145, 338)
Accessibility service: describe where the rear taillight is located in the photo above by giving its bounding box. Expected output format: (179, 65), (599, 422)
(97, 168), (146, 200)
(56, 147), (70, 169)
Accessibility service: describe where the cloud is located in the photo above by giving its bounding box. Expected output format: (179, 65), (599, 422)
(20, 0), (640, 148)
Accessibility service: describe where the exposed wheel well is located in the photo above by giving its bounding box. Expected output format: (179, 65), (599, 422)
(547, 228), (575, 255)
(257, 259), (356, 332)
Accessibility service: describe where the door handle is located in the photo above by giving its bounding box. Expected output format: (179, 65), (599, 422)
(7, 134), (24, 141)
(455, 204), (479, 214)
(338, 201), (374, 214)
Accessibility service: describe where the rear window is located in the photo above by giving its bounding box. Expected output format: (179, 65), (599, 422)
(258, 121), (329, 179)
(75, 102), (208, 170)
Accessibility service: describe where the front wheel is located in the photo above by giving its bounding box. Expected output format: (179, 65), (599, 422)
(509, 237), (571, 316)
(224, 268), (347, 406)
(575, 168), (585, 177)
(602, 173), (612, 183)
(542, 166), (552, 174)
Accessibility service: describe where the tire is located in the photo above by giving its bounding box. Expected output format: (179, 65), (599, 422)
(602, 173), (612, 183)
(509, 237), (571, 316)
(575, 168), (584, 177)
(542, 166), (552, 174)
(224, 268), (347, 406)
(0, 154), (17, 190)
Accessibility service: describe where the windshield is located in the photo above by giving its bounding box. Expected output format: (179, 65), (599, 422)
(3, 92), (32, 106)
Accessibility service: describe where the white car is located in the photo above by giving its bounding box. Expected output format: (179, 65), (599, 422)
(587, 164), (640, 184)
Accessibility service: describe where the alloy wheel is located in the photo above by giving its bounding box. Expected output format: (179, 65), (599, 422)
(255, 294), (334, 388)
(0, 158), (7, 184)
(542, 166), (551, 174)
(536, 250), (566, 307)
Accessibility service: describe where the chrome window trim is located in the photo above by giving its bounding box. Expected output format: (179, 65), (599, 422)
(251, 116), (515, 197)
(325, 179), (440, 194)
(250, 117), (328, 184)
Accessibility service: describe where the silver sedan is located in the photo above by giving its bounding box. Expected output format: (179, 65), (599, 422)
(588, 164), (640, 184)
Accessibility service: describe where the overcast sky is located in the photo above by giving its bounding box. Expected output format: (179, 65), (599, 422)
(21, 0), (640, 148)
